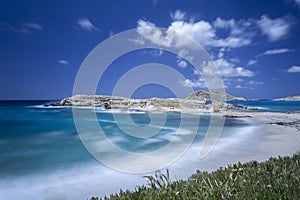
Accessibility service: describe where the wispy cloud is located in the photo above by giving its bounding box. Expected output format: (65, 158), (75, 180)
(235, 85), (250, 89)
(152, 0), (159, 6)
(294, 0), (300, 7)
(257, 15), (291, 41)
(235, 80), (263, 90)
(170, 10), (186, 21)
(247, 80), (264, 85)
(0, 20), (42, 33)
(22, 23), (42, 30)
(259, 48), (293, 56)
(247, 59), (257, 66)
(57, 60), (70, 65)
(108, 30), (115, 38)
(77, 18), (98, 32)
(287, 66), (300, 73)
(248, 48), (293, 66)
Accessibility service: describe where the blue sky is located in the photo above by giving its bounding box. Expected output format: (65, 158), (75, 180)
(1, 0), (300, 100)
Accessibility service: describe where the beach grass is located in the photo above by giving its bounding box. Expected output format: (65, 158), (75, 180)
(91, 152), (300, 199)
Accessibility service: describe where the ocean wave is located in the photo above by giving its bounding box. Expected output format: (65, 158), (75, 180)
(93, 109), (147, 114)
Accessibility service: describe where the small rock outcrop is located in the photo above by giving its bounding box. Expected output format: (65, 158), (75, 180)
(273, 95), (300, 101)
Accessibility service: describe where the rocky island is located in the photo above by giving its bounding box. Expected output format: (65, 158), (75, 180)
(45, 90), (255, 112)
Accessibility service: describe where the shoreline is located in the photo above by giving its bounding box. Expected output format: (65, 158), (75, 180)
(94, 113), (300, 198)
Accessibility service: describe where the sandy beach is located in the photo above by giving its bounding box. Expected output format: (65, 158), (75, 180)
(165, 111), (300, 177)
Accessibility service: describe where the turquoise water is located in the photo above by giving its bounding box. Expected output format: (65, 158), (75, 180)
(0, 101), (277, 199)
(227, 100), (300, 112)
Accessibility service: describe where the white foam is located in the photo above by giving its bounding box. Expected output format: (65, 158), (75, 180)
(94, 109), (147, 114)
(28, 105), (71, 109)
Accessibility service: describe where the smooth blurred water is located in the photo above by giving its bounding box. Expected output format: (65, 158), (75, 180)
(0, 101), (255, 199)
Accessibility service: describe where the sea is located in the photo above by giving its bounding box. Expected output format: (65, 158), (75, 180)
(0, 100), (299, 199)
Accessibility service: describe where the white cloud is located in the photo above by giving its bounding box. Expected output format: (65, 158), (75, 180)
(77, 18), (98, 32)
(294, 0), (300, 7)
(287, 66), (300, 73)
(136, 18), (253, 49)
(180, 79), (206, 88)
(193, 58), (254, 78)
(137, 19), (173, 47)
(170, 10), (186, 21)
(58, 60), (69, 65)
(177, 59), (187, 68)
(260, 48), (293, 56)
(214, 58), (254, 77)
(169, 20), (252, 48)
(247, 59), (257, 66)
(135, 16), (261, 87)
(257, 15), (290, 41)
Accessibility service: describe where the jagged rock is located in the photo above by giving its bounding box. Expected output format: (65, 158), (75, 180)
(186, 90), (245, 101)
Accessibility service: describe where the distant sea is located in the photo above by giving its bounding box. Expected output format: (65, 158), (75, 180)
(0, 100), (299, 199)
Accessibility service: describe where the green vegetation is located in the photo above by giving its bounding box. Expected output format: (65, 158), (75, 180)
(91, 153), (300, 199)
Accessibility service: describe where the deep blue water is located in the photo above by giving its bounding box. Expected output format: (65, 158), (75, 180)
(227, 100), (300, 112)
(0, 100), (282, 199)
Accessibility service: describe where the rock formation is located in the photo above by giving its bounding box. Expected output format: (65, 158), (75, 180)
(45, 91), (251, 112)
